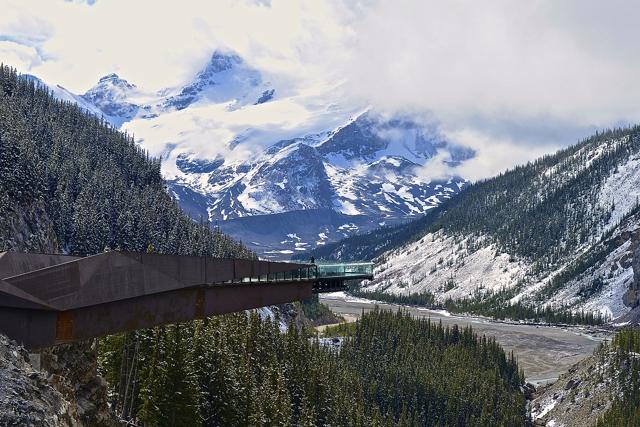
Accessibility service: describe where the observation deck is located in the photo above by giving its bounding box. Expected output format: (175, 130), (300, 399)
(0, 251), (373, 348)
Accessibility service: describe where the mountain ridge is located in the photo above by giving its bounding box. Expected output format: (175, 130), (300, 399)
(322, 127), (640, 319)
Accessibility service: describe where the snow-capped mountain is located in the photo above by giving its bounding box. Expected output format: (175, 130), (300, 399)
(164, 111), (469, 256)
(162, 51), (274, 111)
(168, 111), (468, 222)
(80, 73), (140, 126)
(61, 50), (277, 128)
(29, 50), (473, 258)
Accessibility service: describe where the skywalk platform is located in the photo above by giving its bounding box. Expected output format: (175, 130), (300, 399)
(0, 251), (372, 349)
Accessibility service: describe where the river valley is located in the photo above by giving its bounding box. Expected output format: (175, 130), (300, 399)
(320, 293), (611, 386)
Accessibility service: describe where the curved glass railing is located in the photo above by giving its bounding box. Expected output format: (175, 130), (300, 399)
(316, 262), (374, 278)
(233, 262), (374, 284)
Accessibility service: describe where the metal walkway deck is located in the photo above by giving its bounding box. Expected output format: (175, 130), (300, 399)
(0, 251), (372, 349)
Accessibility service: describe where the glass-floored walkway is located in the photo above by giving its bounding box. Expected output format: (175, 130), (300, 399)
(232, 262), (374, 284)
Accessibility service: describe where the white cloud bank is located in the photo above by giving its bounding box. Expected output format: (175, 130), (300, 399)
(2, 0), (640, 180)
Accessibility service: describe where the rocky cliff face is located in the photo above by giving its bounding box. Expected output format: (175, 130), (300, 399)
(0, 334), (79, 426)
(0, 203), (58, 253)
(622, 230), (640, 309)
(41, 343), (117, 426)
(0, 337), (118, 426)
(1, 205), (118, 425)
(531, 349), (614, 427)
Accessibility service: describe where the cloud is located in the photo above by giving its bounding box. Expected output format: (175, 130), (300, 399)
(341, 0), (640, 179)
(2, 0), (640, 179)
(345, 0), (640, 126)
(0, 41), (42, 70)
(440, 127), (558, 182)
(0, 0), (349, 94)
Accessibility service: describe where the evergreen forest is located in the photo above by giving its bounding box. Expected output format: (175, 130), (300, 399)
(0, 64), (250, 258)
(596, 329), (640, 426)
(99, 309), (528, 426)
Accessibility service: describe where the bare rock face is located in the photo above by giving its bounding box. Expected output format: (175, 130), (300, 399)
(0, 334), (79, 426)
(623, 231), (640, 308)
(41, 342), (119, 427)
(622, 289), (640, 308)
(0, 203), (58, 253)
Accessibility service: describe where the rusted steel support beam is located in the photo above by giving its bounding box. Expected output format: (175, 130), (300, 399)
(0, 307), (57, 349)
(52, 281), (313, 346)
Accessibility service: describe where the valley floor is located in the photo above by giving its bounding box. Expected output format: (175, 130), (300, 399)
(320, 292), (611, 386)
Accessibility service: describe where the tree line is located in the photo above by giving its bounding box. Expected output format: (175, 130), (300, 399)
(350, 286), (609, 326)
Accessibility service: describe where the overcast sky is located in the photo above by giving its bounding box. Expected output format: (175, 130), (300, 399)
(2, 0), (640, 179)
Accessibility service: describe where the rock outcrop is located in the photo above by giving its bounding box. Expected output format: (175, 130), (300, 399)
(0, 203), (58, 253)
(0, 334), (79, 426)
(0, 334), (119, 426)
(531, 349), (614, 427)
(622, 230), (640, 309)
(41, 342), (118, 426)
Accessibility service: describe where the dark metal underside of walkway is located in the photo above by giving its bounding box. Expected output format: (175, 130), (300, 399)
(0, 251), (372, 349)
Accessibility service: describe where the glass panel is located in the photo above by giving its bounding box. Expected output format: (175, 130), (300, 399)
(232, 263), (373, 283)
(315, 263), (374, 278)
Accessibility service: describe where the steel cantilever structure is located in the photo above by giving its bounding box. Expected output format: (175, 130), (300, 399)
(0, 251), (373, 349)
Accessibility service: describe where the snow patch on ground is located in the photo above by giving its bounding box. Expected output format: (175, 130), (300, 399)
(367, 231), (529, 301)
(531, 399), (558, 420)
(256, 307), (288, 332)
(597, 152), (640, 232)
(543, 240), (634, 318)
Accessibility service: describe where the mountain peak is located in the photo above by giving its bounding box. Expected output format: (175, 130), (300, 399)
(99, 73), (120, 82)
(92, 73), (136, 91)
(163, 50), (268, 111)
(207, 51), (243, 73)
(81, 73), (139, 125)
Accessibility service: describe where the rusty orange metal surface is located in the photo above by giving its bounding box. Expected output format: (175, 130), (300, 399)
(55, 311), (74, 343)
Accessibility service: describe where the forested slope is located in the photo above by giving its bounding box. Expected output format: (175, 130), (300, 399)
(100, 309), (527, 426)
(0, 64), (250, 258)
(596, 329), (640, 426)
(363, 127), (640, 319)
(0, 65), (251, 425)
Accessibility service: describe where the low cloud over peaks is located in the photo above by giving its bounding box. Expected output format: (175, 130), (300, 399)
(3, 0), (640, 179)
